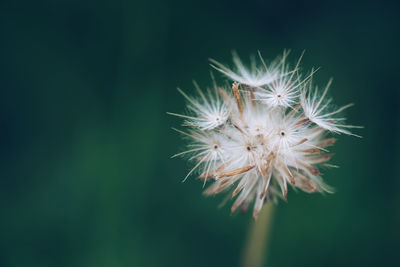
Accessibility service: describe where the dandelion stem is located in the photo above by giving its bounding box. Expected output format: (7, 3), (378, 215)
(240, 203), (274, 267)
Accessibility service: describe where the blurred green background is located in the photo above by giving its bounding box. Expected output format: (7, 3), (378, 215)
(0, 0), (399, 266)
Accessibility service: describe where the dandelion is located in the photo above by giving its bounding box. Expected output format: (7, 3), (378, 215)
(169, 51), (360, 220)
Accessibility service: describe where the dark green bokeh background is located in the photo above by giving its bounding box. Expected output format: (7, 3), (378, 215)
(0, 0), (399, 266)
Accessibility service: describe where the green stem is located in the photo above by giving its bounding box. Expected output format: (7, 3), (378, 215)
(240, 203), (274, 267)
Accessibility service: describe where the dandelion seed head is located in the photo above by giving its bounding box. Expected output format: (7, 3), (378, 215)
(170, 51), (360, 219)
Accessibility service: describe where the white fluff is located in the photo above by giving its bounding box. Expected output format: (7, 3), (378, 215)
(170, 52), (360, 219)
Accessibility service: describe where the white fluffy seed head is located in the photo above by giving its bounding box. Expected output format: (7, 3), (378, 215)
(170, 52), (360, 220)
